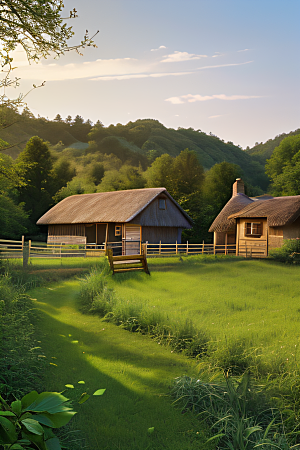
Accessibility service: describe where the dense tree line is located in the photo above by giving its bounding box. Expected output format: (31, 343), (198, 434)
(1, 108), (299, 242)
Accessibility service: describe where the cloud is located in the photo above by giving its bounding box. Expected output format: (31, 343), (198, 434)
(161, 51), (207, 63)
(151, 45), (167, 51)
(165, 94), (262, 104)
(91, 71), (193, 81)
(209, 114), (222, 119)
(198, 61), (253, 70)
(238, 48), (250, 52)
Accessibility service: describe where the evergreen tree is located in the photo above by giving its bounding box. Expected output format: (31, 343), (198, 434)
(17, 136), (53, 226)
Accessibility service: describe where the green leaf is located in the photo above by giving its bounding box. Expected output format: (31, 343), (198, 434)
(34, 411), (76, 428)
(21, 418), (44, 435)
(21, 391), (39, 411)
(0, 411), (16, 416)
(78, 393), (90, 404)
(22, 430), (48, 450)
(64, 384), (74, 389)
(11, 400), (22, 416)
(147, 427), (154, 434)
(10, 445), (24, 449)
(45, 436), (62, 450)
(205, 433), (226, 443)
(77, 381), (85, 384)
(24, 392), (71, 414)
(71, 340), (78, 344)
(93, 389), (106, 396)
(0, 415), (18, 444)
(244, 426), (262, 439)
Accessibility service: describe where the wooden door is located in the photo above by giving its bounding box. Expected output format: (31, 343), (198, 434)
(123, 224), (141, 255)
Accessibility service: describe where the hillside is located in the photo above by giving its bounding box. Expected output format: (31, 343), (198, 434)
(0, 110), (270, 190)
(245, 128), (300, 164)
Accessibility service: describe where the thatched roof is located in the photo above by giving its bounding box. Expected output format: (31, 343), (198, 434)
(209, 193), (254, 232)
(37, 188), (193, 226)
(228, 195), (300, 227)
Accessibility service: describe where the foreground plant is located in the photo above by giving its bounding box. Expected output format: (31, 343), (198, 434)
(0, 390), (77, 450)
(172, 372), (294, 449)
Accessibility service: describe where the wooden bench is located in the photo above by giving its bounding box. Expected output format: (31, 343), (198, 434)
(107, 244), (150, 275)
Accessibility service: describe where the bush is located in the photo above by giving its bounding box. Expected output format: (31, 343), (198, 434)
(269, 238), (300, 264)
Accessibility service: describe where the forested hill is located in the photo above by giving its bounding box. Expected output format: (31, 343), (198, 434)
(0, 109), (269, 190)
(245, 128), (300, 165)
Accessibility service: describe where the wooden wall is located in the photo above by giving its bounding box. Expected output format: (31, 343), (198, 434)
(133, 196), (191, 228)
(142, 226), (180, 244)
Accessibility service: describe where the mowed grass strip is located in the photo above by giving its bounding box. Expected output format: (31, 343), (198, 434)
(30, 279), (212, 450)
(110, 256), (300, 374)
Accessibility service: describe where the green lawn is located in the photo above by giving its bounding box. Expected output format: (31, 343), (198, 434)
(26, 255), (300, 448)
(30, 278), (212, 450)
(110, 256), (300, 375)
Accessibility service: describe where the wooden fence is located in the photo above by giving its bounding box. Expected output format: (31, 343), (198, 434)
(0, 237), (238, 261)
(145, 241), (236, 256)
(0, 237), (24, 259)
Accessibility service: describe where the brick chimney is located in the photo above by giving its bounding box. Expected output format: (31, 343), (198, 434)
(232, 178), (244, 197)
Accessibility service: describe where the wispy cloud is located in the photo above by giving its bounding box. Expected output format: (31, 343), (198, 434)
(161, 51), (207, 63)
(209, 114), (223, 119)
(238, 48), (250, 52)
(91, 71), (193, 81)
(151, 45), (166, 51)
(166, 94), (262, 104)
(198, 61), (253, 70)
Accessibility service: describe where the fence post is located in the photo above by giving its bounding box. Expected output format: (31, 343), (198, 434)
(159, 240), (161, 255)
(145, 241), (148, 256)
(202, 240), (204, 254)
(214, 243), (216, 255)
(176, 240), (178, 255)
(186, 241), (188, 255)
(225, 233), (228, 255)
(23, 241), (29, 268)
(21, 235), (24, 251)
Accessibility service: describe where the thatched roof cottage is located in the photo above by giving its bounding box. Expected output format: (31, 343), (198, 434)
(209, 179), (300, 257)
(37, 188), (193, 254)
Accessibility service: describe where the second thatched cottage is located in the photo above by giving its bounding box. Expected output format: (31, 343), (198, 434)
(209, 179), (300, 257)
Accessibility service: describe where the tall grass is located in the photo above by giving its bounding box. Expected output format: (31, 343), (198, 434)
(0, 266), (44, 398)
(79, 262), (209, 356)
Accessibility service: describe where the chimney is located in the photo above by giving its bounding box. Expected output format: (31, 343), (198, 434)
(232, 178), (244, 197)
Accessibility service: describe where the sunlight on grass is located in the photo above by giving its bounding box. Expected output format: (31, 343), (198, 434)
(31, 279), (211, 450)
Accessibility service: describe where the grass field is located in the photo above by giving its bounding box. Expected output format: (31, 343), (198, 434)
(109, 255), (300, 377)
(8, 254), (300, 448)
(29, 278), (212, 450)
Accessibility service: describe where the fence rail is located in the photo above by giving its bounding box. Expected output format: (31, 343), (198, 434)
(0, 237), (24, 259)
(145, 242), (236, 256)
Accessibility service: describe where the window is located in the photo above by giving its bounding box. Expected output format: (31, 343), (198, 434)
(158, 199), (166, 210)
(245, 222), (262, 236)
(115, 225), (121, 236)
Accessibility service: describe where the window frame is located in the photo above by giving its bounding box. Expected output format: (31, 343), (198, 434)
(158, 198), (166, 210)
(115, 225), (122, 237)
(244, 221), (263, 237)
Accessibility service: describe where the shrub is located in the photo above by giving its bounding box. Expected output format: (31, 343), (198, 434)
(269, 238), (300, 264)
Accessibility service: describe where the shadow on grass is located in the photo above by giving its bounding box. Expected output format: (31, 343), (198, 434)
(32, 280), (212, 450)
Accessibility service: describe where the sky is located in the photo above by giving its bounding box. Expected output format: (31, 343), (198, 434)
(9, 0), (300, 149)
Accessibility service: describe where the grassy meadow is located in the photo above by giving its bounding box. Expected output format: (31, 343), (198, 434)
(109, 255), (300, 376)
(3, 254), (300, 448)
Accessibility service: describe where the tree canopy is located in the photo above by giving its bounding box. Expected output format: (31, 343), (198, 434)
(266, 135), (300, 195)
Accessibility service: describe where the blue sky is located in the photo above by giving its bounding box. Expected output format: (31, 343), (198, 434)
(12, 0), (300, 148)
